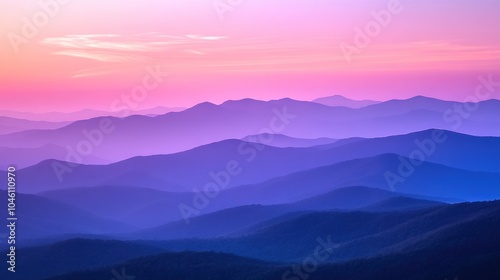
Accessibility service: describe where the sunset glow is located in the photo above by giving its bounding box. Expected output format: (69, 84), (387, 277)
(1, 0), (500, 112)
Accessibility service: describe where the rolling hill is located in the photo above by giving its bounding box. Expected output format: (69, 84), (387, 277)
(1, 97), (499, 163)
(25, 200), (500, 280)
(0, 191), (133, 240)
(3, 129), (500, 193)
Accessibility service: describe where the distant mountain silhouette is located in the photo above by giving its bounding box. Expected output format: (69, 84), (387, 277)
(131, 204), (294, 240)
(28, 186), (442, 236)
(46, 251), (278, 280)
(133, 187), (446, 240)
(225, 153), (500, 203)
(361, 95), (453, 115)
(38, 186), (193, 228)
(0, 107), (185, 122)
(145, 200), (500, 263)
(15, 151), (500, 231)
(0, 144), (110, 168)
(0, 239), (165, 280)
(0, 190), (133, 240)
(242, 133), (337, 148)
(6, 139), (343, 193)
(28, 200), (500, 280)
(313, 95), (379, 108)
(1, 97), (499, 162)
(1, 93), (499, 280)
(0, 116), (69, 135)
(4, 129), (500, 193)
(290, 186), (400, 210)
(362, 196), (446, 212)
(317, 129), (500, 173)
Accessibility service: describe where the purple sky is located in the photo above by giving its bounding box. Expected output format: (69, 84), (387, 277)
(1, 0), (500, 112)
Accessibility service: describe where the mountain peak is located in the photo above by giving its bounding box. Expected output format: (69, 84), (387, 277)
(313, 95), (379, 108)
(406, 95), (445, 102)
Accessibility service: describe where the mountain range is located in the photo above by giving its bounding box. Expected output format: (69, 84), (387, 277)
(2, 200), (499, 280)
(1, 95), (500, 279)
(3, 129), (499, 195)
(1, 96), (499, 163)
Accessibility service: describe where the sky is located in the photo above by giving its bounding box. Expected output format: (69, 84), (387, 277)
(1, 0), (500, 112)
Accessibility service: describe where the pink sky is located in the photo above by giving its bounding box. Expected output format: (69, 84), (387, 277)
(1, 0), (500, 112)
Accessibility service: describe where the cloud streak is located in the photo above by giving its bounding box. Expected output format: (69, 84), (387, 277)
(42, 33), (500, 72)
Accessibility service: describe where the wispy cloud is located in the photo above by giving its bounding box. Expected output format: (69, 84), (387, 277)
(40, 33), (500, 76)
(41, 33), (227, 63)
(52, 50), (146, 63)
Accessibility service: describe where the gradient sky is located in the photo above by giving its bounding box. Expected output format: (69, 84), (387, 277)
(1, 0), (500, 112)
